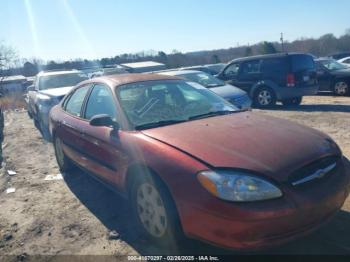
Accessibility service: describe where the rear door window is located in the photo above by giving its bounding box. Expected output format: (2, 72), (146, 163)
(291, 55), (315, 72)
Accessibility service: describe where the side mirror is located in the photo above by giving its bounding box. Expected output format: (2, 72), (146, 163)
(27, 85), (35, 92)
(89, 114), (119, 129)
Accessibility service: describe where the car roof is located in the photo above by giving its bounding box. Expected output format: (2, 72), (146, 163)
(158, 70), (203, 76)
(37, 70), (81, 77)
(314, 57), (333, 62)
(86, 73), (182, 88)
(228, 52), (311, 64)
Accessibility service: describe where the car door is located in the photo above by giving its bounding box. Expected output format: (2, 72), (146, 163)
(79, 83), (128, 189)
(58, 84), (92, 165)
(316, 63), (332, 91)
(219, 63), (241, 86)
(236, 60), (262, 92)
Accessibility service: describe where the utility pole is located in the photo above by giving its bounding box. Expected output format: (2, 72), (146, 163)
(280, 32), (284, 52)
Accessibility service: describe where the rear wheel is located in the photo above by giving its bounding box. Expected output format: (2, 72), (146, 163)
(333, 81), (349, 96)
(253, 87), (276, 108)
(53, 136), (73, 172)
(282, 97), (303, 106)
(129, 170), (182, 247)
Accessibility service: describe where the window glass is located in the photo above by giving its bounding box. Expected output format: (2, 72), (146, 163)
(65, 85), (90, 117)
(241, 60), (261, 74)
(262, 58), (287, 74)
(291, 55), (315, 72)
(224, 63), (240, 76)
(39, 73), (88, 90)
(85, 84), (117, 120)
(117, 80), (237, 129)
(181, 72), (224, 88)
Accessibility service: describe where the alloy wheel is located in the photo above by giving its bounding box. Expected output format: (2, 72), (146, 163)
(136, 182), (168, 238)
(334, 81), (348, 95)
(258, 90), (272, 106)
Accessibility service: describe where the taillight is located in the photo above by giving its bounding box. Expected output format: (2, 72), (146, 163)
(287, 73), (295, 87)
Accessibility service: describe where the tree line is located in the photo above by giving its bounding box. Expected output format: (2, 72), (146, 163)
(1, 30), (350, 78)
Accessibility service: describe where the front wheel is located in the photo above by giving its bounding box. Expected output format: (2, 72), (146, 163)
(282, 97), (303, 106)
(253, 87), (276, 108)
(129, 171), (182, 247)
(334, 81), (349, 96)
(53, 136), (73, 172)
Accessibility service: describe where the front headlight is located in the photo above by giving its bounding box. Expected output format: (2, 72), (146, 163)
(197, 170), (282, 202)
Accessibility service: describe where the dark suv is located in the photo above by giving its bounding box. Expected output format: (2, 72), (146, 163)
(217, 53), (318, 108)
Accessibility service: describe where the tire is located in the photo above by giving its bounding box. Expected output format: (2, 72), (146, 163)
(129, 169), (182, 247)
(282, 97), (303, 106)
(333, 81), (349, 96)
(53, 136), (73, 173)
(253, 87), (276, 108)
(39, 117), (52, 142)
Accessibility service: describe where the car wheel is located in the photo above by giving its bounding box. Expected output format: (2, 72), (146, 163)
(282, 97), (303, 106)
(333, 81), (349, 96)
(129, 170), (182, 247)
(54, 136), (73, 172)
(253, 87), (276, 108)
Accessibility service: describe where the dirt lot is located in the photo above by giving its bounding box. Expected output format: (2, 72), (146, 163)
(0, 94), (350, 259)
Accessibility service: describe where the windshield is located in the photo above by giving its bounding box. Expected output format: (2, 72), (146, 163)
(319, 59), (348, 71)
(39, 73), (88, 90)
(180, 72), (225, 88)
(117, 80), (237, 129)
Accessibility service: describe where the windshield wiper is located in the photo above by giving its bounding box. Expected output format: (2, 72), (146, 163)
(188, 110), (236, 121)
(206, 83), (224, 88)
(135, 119), (188, 130)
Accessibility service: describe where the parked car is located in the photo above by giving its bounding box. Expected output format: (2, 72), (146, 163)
(315, 58), (350, 96)
(217, 53), (318, 108)
(329, 52), (350, 60)
(27, 70), (88, 140)
(50, 74), (350, 250)
(90, 65), (128, 78)
(337, 56), (350, 68)
(181, 63), (226, 75)
(158, 70), (251, 110)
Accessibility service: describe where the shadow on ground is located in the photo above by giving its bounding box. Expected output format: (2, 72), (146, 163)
(64, 168), (350, 255)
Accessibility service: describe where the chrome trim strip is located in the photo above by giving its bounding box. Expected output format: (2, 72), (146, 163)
(292, 162), (337, 186)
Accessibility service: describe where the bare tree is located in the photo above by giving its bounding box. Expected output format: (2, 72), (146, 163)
(0, 42), (17, 90)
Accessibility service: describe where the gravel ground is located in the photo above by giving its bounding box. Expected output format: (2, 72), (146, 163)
(0, 94), (350, 260)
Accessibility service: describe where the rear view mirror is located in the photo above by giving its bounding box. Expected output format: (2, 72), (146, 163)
(89, 114), (119, 129)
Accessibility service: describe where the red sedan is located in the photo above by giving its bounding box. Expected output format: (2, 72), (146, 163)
(49, 74), (350, 250)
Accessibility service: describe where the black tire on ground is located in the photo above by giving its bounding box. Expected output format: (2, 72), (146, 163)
(129, 169), (182, 248)
(253, 86), (276, 108)
(333, 80), (349, 96)
(53, 136), (73, 173)
(282, 97), (303, 106)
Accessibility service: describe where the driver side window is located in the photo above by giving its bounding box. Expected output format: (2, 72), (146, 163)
(224, 63), (240, 77)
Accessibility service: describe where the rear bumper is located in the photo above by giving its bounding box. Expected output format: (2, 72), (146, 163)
(276, 85), (319, 100)
(178, 158), (350, 250)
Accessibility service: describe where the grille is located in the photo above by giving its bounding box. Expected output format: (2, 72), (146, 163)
(288, 155), (340, 186)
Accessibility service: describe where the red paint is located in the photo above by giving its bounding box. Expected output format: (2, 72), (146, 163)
(50, 74), (350, 250)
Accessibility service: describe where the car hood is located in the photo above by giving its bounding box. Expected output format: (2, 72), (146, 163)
(39, 86), (75, 97)
(141, 112), (340, 182)
(209, 84), (247, 99)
